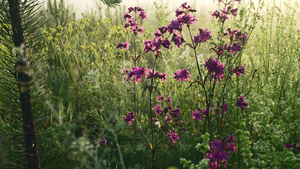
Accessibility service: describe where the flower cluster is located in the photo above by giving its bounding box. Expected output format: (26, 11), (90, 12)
(124, 111), (135, 125)
(211, 6), (238, 23)
(174, 68), (191, 82)
(284, 142), (300, 152)
(154, 95), (180, 118)
(122, 67), (166, 83)
(124, 6), (146, 35)
(116, 41), (130, 49)
(193, 28), (212, 44)
(217, 28), (248, 56)
(236, 95), (248, 110)
(205, 58), (225, 81)
(192, 107), (210, 120)
(167, 130), (180, 143)
(143, 26), (171, 55)
(206, 135), (237, 168)
(231, 65), (245, 76)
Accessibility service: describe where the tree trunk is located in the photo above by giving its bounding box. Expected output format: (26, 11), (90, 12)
(7, 0), (41, 168)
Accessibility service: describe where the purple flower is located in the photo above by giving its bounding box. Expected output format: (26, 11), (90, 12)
(202, 107), (209, 116)
(137, 27), (145, 35)
(143, 38), (162, 55)
(168, 20), (183, 33)
(192, 109), (202, 120)
(165, 116), (172, 123)
(230, 8), (238, 16)
(231, 65), (245, 76)
(178, 14), (197, 25)
(128, 7), (134, 13)
(174, 68), (191, 82)
(166, 97), (171, 103)
(180, 2), (188, 9)
(124, 111), (135, 125)
(284, 142), (292, 149)
(133, 67), (146, 83)
(175, 8), (185, 17)
(152, 118), (158, 124)
(211, 10), (220, 19)
(161, 39), (171, 49)
(154, 105), (164, 115)
(171, 31), (184, 48)
(139, 11), (147, 21)
(170, 108), (180, 118)
(158, 26), (169, 34)
(124, 13), (132, 20)
(205, 58), (225, 80)
(116, 41), (131, 50)
(146, 69), (166, 82)
(157, 95), (164, 102)
(167, 130), (180, 143)
(236, 96), (248, 110)
(123, 66), (147, 83)
(220, 104), (228, 116)
(98, 136), (107, 147)
(143, 40), (152, 53)
(194, 28), (212, 43)
(206, 135), (237, 169)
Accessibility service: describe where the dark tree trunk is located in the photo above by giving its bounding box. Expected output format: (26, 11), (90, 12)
(7, 0), (41, 168)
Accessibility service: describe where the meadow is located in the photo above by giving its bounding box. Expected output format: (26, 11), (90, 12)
(0, 0), (299, 168)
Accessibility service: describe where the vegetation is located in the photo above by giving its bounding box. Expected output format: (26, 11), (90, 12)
(0, 0), (299, 168)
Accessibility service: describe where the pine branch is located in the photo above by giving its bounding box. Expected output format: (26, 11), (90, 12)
(7, 0), (40, 168)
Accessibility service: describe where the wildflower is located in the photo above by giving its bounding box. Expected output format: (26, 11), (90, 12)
(165, 116), (172, 122)
(171, 31), (184, 48)
(231, 65), (245, 76)
(161, 39), (171, 49)
(202, 107), (209, 116)
(154, 105), (164, 115)
(146, 69), (166, 82)
(157, 95), (164, 102)
(236, 96), (248, 110)
(220, 103), (228, 116)
(170, 108), (180, 118)
(192, 109), (202, 120)
(167, 130), (180, 143)
(124, 111), (135, 125)
(180, 2), (188, 9)
(175, 8), (185, 17)
(206, 135), (237, 169)
(97, 137), (107, 147)
(137, 27), (145, 35)
(205, 58), (225, 80)
(116, 41), (131, 50)
(139, 11), (147, 21)
(177, 14), (197, 25)
(128, 7), (134, 13)
(168, 20), (183, 33)
(174, 68), (191, 82)
(165, 97), (171, 103)
(284, 142), (292, 149)
(193, 28), (212, 43)
(124, 13), (132, 20)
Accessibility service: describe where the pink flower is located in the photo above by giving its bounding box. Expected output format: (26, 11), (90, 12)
(174, 68), (191, 82)
(167, 130), (180, 143)
(192, 109), (202, 120)
(124, 111), (135, 125)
